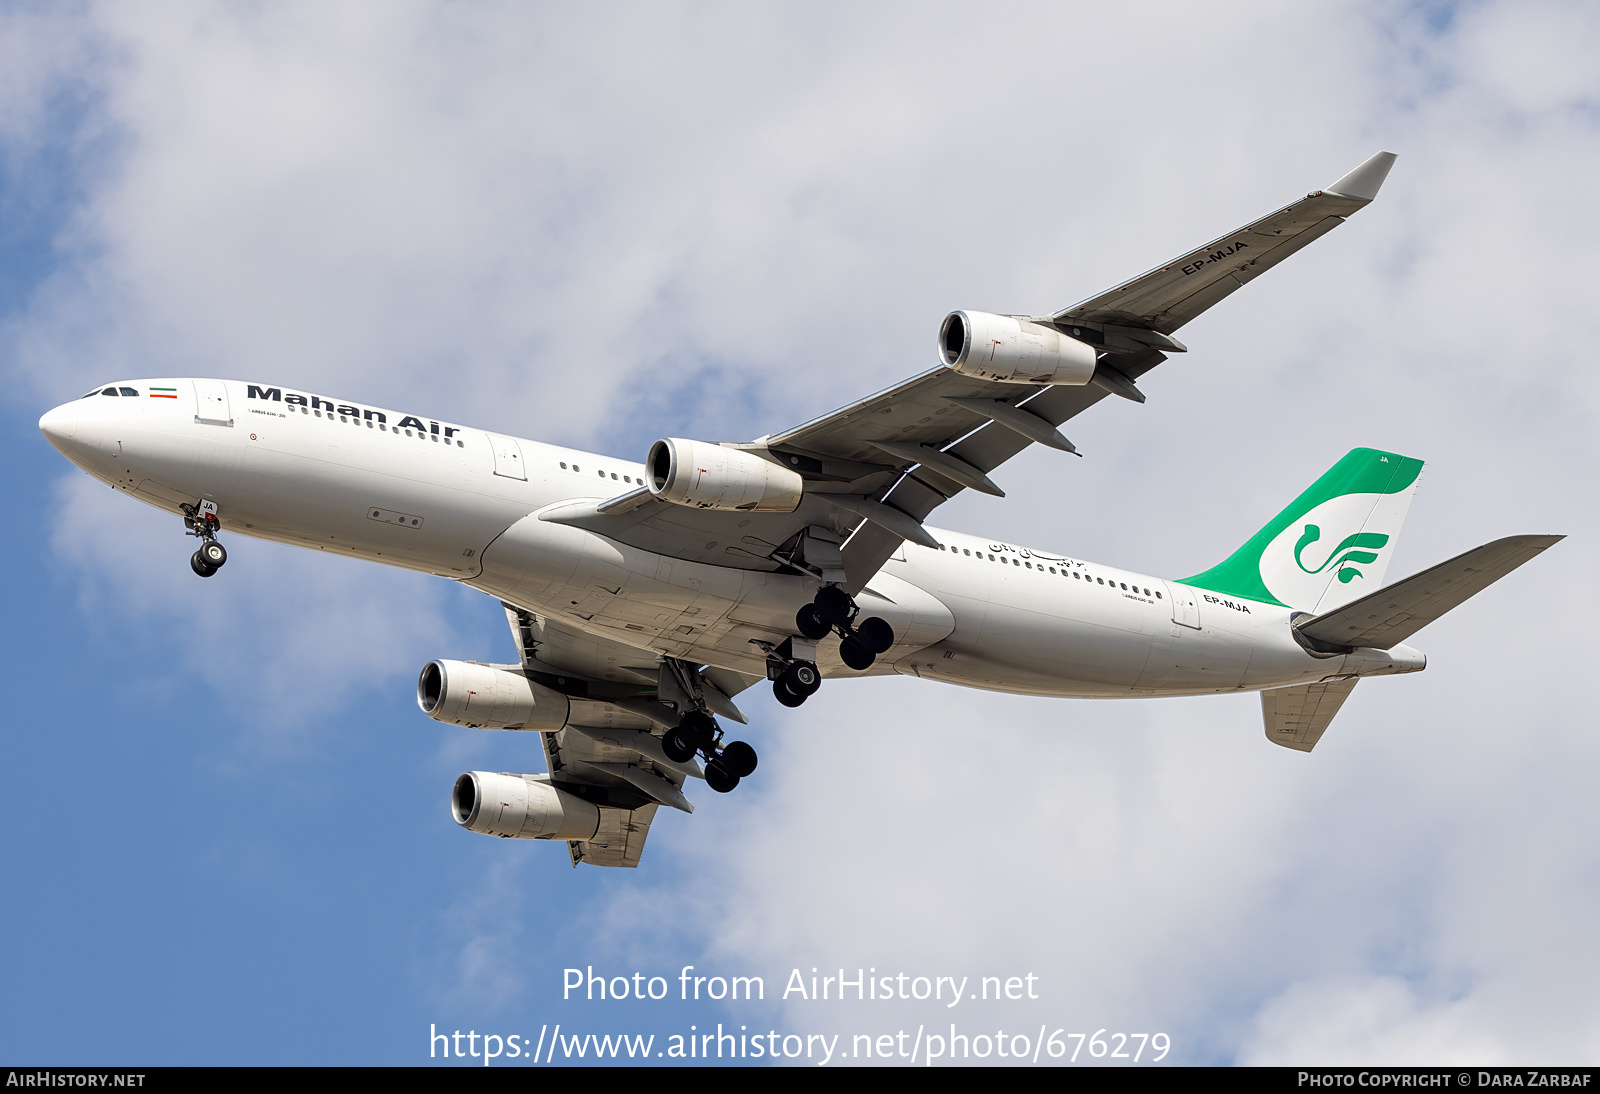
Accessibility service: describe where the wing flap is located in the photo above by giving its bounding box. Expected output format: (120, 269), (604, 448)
(1294, 535), (1563, 651)
(570, 803), (659, 869)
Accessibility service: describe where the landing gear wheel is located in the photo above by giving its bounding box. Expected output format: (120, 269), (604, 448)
(198, 540), (227, 568)
(705, 759), (740, 793)
(839, 635), (875, 671)
(190, 551), (218, 578)
(795, 603), (832, 640)
(678, 710), (717, 750)
(780, 661), (821, 697)
(773, 679), (806, 707)
(813, 584), (855, 628)
(855, 616), (894, 655)
(720, 741), (758, 778)
(773, 679), (807, 707)
(661, 726), (696, 763)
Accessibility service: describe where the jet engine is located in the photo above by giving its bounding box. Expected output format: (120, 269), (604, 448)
(939, 311), (1097, 385)
(647, 437), (803, 512)
(416, 659), (570, 730)
(452, 771), (601, 840)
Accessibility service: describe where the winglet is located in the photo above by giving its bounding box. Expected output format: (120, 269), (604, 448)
(1324, 151), (1398, 203)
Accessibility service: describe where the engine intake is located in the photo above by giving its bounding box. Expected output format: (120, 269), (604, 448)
(939, 311), (1097, 385)
(417, 659), (570, 730)
(452, 771), (601, 840)
(647, 437), (803, 512)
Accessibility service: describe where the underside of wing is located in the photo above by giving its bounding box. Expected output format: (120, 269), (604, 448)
(492, 606), (761, 868)
(1051, 151), (1396, 334)
(545, 153), (1397, 594)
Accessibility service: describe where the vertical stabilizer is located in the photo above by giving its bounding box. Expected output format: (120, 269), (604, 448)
(1182, 448), (1423, 612)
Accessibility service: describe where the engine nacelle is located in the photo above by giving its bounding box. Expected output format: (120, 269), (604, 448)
(416, 659), (570, 730)
(647, 437), (803, 512)
(938, 310), (1098, 385)
(452, 771), (601, 840)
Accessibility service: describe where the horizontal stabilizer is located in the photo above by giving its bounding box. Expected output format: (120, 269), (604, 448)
(1262, 676), (1359, 752)
(1294, 534), (1563, 651)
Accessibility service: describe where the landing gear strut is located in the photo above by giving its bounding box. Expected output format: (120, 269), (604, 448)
(773, 584), (895, 704)
(182, 500), (227, 578)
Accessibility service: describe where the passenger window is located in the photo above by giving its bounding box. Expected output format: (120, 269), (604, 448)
(561, 462), (567, 469)
(1097, 577), (1104, 585)
(119, 387), (138, 397)
(1120, 583), (1127, 590)
(1156, 591), (1163, 599)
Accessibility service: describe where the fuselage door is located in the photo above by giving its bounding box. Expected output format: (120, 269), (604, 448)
(486, 433), (527, 480)
(1165, 581), (1201, 629)
(193, 380), (232, 426)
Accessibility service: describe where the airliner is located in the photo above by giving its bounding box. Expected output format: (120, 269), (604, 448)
(37, 152), (1560, 868)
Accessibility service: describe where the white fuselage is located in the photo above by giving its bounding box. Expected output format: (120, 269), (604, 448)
(39, 379), (1424, 697)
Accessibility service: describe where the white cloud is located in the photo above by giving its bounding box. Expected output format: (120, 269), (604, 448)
(6, 0), (1599, 1064)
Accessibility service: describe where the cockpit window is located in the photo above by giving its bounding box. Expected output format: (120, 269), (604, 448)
(101, 387), (118, 396)
(119, 387), (139, 397)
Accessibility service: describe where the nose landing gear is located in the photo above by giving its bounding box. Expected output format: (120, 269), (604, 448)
(182, 500), (227, 578)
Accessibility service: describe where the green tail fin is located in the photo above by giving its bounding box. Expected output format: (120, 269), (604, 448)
(1181, 448), (1424, 612)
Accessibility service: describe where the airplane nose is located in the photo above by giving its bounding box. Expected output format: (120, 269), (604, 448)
(38, 402), (80, 448)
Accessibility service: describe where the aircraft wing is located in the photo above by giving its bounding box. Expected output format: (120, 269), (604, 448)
(1051, 151), (1398, 333)
(543, 153), (1397, 591)
(498, 605), (759, 868)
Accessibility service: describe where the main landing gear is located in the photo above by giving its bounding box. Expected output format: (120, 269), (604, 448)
(660, 710), (759, 794)
(182, 500), (228, 578)
(771, 584), (896, 707)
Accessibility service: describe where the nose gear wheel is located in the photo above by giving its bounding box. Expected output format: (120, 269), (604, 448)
(180, 500), (228, 578)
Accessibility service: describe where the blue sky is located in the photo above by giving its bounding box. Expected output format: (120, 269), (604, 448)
(3, 1), (1599, 1066)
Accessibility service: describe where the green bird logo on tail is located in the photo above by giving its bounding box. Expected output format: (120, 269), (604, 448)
(1294, 525), (1390, 584)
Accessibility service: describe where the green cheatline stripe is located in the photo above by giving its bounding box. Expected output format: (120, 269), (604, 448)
(150, 387), (176, 391)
